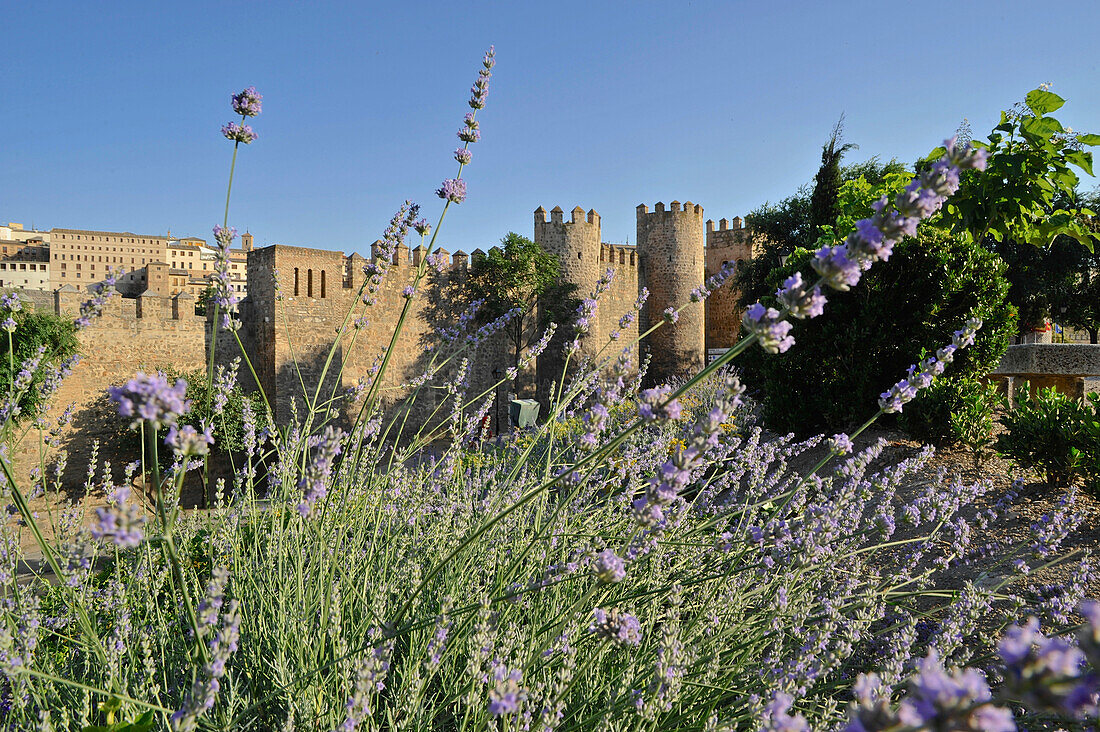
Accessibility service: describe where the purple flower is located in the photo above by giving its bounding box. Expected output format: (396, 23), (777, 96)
(402, 286), (415, 299)
(75, 269), (121, 329)
(879, 317), (982, 413)
(637, 385), (681, 424)
(488, 665), (525, 717)
(221, 122), (257, 144)
(827, 433), (854, 455)
(166, 423), (214, 457)
(945, 136), (988, 171)
(107, 372), (191, 430)
(457, 126), (481, 143)
(231, 86), (262, 117)
(173, 567), (241, 731)
(762, 693), (809, 732)
(592, 549), (626, 583)
(879, 378), (919, 414)
(0, 293), (22, 312)
(436, 178), (467, 203)
(847, 219), (895, 261)
(997, 616), (1095, 716)
(468, 46), (495, 109)
(811, 245), (862, 291)
(413, 218), (431, 236)
(662, 306), (679, 324)
(295, 427), (344, 518)
(742, 303), (794, 353)
(894, 651), (1014, 731)
(342, 639), (394, 729)
(1, 317), (15, 333)
(454, 148), (472, 165)
(91, 486), (146, 549)
(777, 272), (826, 320)
(591, 608), (643, 647)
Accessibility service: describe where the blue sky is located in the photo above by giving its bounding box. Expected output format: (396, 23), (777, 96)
(3, 0), (1099, 255)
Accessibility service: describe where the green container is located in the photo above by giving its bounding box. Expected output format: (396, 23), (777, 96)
(509, 399), (540, 428)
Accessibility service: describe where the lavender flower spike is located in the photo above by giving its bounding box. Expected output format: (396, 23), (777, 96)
(777, 271), (826, 320)
(231, 86), (262, 117)
(436, 178), (467, 204)
(75, 268), (122, 329)
(742, 303), (794, 353)
(591, 607), (643, 647)
(592, 549), (627, 583)
(222, 122), (257, 144)
(108, 371), (191, 430)
(879, 317), (982, 413)
(91, 486), (146, 549)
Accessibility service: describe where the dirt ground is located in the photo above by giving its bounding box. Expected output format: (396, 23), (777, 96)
(841, 423), (1100, 602)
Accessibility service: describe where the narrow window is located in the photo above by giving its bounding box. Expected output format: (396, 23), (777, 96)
(320, 270), (326, 298)
(307, 269), (313, 298)
(294, 267), (299, 296)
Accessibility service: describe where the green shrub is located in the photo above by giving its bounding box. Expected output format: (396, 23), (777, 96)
(0, 304), (79, 425)
(995, 385), (1100, 489)
(898, 371), (999, 450)
(740, 227), (1014, 436)
(949, 380), (1001, 469)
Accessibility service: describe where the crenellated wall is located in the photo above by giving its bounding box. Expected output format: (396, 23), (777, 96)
(533, 205), (644, 397)
(704, 216), (762, 352)
(637, 201), (707, 380)
(8, 285), (208, 488)
(244, 243), (511, 427)
(7, 199), (762, 491)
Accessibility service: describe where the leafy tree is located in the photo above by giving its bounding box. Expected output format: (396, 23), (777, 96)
(0, 305), (80, 426)
(1053, 189), (1100, 342)
(929, 88), (1097, 249)
(466, 233), (578, 381)
(993, 236), (1079, 333)
(809, 115), (858, 235)
(195, 286), (216, 316)
(738, 172), (1014, 436)
(737, 157), (905, 309)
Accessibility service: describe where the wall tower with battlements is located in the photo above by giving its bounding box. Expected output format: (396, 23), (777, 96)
(533, 205), (603, 343)
(637, 201), (706, 379)
(704, 216), (762, 352)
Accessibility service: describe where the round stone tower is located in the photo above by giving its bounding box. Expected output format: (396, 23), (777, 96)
(534, 205), (602, 402)
(534, 204), (602, 344)
(637, 201), (706, 382)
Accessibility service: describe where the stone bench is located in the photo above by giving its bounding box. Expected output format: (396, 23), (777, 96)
(989, 344), (1100, 403)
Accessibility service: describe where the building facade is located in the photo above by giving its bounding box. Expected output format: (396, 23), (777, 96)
(1, 222), (251, 299)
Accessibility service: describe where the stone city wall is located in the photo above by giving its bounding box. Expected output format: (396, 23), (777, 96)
(8, 286), (208, 488)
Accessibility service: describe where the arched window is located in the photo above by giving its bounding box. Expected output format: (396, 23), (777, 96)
(294, 268), (300, 296)
(320, 270), (326, 299)
(307, 269), (313, 298)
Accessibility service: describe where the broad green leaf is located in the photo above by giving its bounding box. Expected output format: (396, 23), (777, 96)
(924, 146), (947, 162)
(1078, 133), (1100, 146)
(1065, 225), (1096, 253)
(1065, 150), (1094, 176)
(1021, 116), (1064, 140)
(1026, 88), (1066, 116)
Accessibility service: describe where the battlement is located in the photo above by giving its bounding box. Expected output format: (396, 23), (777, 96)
(705, 216), (744, 233)
(534, 205), (600, 227)
(44, 285), (202, 325)
(636, 201), (705, 220)
(600, 243), (638, 268)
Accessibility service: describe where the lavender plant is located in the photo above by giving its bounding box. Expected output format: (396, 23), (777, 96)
(0, 52), (1096, 732)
